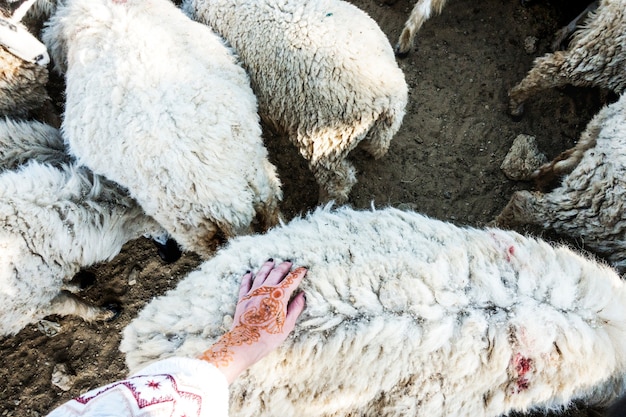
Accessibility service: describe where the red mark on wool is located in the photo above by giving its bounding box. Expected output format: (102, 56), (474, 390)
(517, 377), (530, 391)
(510, 353), (533, 393)
(515, 355), (532, 376)
(505, 245), (515, 262)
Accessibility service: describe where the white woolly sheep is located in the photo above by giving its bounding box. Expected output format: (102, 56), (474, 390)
(121, 205), (626, 417)
(495, 93), (626, 273)
(508, 0), (626, 117)
(42, 0), (283, 258)
(0, 118), (175, 336)
(181, 0), (408, 203)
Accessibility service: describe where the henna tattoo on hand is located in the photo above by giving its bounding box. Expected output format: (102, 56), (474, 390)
(199, 267), (305, 368)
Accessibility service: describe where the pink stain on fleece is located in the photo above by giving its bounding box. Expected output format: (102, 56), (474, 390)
(507, 245), (515, 262)
(511, 353), (533, 394)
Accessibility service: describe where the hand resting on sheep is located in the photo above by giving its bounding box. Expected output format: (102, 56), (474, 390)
(121, 205), (626, 417)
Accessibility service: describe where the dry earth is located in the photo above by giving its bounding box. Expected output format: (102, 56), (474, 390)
(0, 0), (616, 415)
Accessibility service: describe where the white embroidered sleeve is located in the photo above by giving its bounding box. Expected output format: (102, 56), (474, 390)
(46, 357), (229, 417)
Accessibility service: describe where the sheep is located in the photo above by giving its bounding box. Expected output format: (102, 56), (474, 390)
(0, 116), (182, 262)
(495, 93), (626, 273)
(508, 0), (626, 118)
(121, 205), (626, 417)
(42, 0), (283, 259)
(0, 118), (180, 336)
(181, 0), (408, 203)
(0, 3), (54, 123)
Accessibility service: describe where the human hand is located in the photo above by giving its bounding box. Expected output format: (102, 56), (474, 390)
(199, 260), (307, 383)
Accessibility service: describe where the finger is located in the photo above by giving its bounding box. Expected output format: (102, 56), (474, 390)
(250, 259), (276, 290)
(283, 291), (306, 332)
(238, 270), (253, 300)
(278, 266), (307, 298)
(263, 260), (293, 287)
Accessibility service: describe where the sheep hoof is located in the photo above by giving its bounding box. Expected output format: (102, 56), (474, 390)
(508, 104), (525, 122)
(153, 238), (182, 263)
(394, 45), (410, 59)
(102, 302), (122, 322)
(76, 271), (97, 289)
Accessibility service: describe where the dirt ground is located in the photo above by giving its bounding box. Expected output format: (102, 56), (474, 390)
(0, 0), (616, 415)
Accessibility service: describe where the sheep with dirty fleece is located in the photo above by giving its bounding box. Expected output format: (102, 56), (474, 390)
(121, 205), (626, 417)
(182, 0), (408, 203)
(508, 0), (626, 117)
(0, 119), (173, 336)
(42, 0), (283, 258)
(495, 93), (626, 273)
(0, 4), (53, 123)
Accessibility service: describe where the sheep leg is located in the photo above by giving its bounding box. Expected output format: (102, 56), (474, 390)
(312, 158), (357, 204)
(395, 0), (449, 57)
(47, 290), (120, 323)
(532, 118), (600, 188)
(358, 113), (397, 160)
(253, 200), (282, 233)
(508, 51), (571, 118)
(494, 190), (546, 228)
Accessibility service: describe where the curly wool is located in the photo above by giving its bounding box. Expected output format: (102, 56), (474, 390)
(42, 0), (282, 258)
(0, 119), (166, 336)
(121, 205), (626, 417)
(496, 93), (626, 273)
(182, 0), (408, 203)
(508, 0), (626, 116)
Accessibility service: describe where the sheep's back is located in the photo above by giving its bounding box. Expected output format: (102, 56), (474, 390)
(122, 206), (626, 416)
(45, 0), (273, 231)
(185, 0), (408, 134)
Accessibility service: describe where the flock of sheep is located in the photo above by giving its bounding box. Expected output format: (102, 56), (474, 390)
(1, 0), (626, 415)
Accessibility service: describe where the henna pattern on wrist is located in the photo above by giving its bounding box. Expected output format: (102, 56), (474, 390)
(199, 267), (305, 368)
